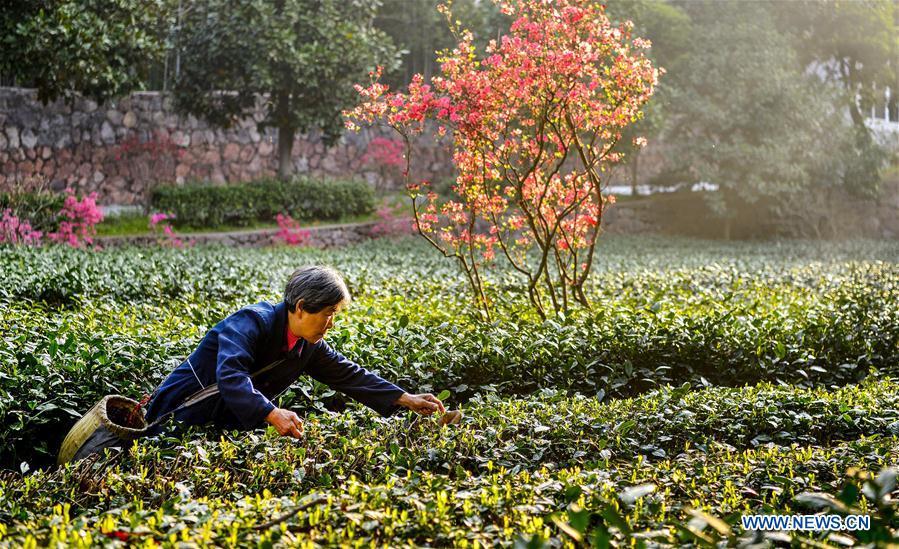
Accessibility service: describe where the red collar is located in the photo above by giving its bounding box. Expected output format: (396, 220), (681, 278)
(283, 324), (301, 353)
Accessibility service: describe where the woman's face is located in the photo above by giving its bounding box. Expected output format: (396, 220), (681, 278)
(291, 301), (341, 344)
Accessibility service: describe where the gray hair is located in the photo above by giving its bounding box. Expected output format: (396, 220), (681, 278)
(283, 266), (351, 313)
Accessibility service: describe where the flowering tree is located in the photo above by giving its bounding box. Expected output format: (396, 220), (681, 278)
(346, 0), (658, 319)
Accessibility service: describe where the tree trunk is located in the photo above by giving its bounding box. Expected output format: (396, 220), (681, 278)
(275, 89), (295, 180)
(847, 98), (866, 130)
(278, 124), (295, 179)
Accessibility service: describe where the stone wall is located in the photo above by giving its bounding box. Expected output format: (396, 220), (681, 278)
(0, 87), (454, 204)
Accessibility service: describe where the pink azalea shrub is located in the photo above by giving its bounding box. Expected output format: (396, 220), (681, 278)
(0, 209), (43, 246)
(362, 137), (405, 169)
(148, 212), (184, 248)
(47, 189), (104, 248)
(274, 214), (311, 246)
(369, 205), (415, 238)
(346, 0), (658, 319)
(362, 136), (406, 189)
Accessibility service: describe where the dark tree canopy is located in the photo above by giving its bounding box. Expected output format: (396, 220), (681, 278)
(770, 0), (897, 129)
(171, 0), (400, 177)
(0, 0), (170, 105)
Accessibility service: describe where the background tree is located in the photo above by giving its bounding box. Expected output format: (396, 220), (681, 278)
(0, 0), (171, 105)
(667, 2), (854, 239)
(172, 0), (399, 178)
(770, 0), (896, 197)
(771, 0), (896, 130)
(605, 0), (691, 195)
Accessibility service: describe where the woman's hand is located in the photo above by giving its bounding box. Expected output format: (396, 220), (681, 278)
(396, 392), (446, 416)
(265, 407), (304, 438)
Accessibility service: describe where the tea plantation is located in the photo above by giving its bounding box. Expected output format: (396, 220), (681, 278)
(1, 236), (898, 546)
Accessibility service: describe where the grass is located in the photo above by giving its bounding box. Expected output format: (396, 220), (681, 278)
(95, 210), (383, 237)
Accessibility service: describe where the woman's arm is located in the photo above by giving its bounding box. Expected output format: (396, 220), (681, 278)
(304, 341), (406, 417)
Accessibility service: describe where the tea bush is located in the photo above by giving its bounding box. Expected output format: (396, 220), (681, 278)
(1, 237), (897, 466)
(0, 235), (897, 545)
(0, 385), (897, 546)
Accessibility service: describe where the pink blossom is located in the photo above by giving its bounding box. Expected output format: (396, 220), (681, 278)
(274, 214), (311, 247)
(48, 190), (104, 248)
(0, 209), (43, 246)
(148, 211), (184, 247)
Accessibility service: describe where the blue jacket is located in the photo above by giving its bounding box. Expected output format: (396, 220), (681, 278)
(145, 301), (406, 429)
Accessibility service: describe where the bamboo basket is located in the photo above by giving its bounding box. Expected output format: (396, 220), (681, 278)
(57, 395), (148, 465)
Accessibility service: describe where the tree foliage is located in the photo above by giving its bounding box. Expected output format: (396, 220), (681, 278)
(172, 0), (400, 178)
(605, 0), (691, 194)
(0, 0), (171, 104)
(771, 0), (897, 129)
(666, 2), (863, 237)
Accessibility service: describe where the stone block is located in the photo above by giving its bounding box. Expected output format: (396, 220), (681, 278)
(56, 133), (71, 149)
(100, 121), (116, 144)
(201, 149), (220, 164)
(223, 143), (240, 162)
(5, 127), (19, 149)
(41, 160), (55, 178)
(258, 140), (273, 157)
(239, 145), (254, 162)
(171, 131), (190, 147)
(321, 155), (337, 172)
(56, 162), (74, 179)
(123, 111), (137, 128)
(106, 109), (123, 125)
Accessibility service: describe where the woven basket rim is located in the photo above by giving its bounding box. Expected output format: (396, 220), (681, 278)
(99, 394), (148, 436)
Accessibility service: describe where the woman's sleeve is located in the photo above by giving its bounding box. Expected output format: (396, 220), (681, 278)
(305, 342), (406, 417)
(216, 310), (276, 428)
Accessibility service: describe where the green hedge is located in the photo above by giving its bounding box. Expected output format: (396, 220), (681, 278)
(149, 177), (375, 228)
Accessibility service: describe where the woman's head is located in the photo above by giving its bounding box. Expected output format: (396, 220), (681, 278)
(284, 266), (351, 344)
(284, 265), (351, 313)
